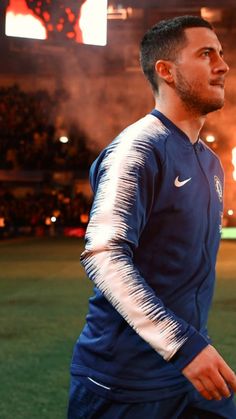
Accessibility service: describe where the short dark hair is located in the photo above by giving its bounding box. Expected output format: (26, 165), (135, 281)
(140, 15), (213, 93)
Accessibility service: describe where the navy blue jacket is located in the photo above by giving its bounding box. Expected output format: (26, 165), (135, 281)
(71, 110), (224, 402)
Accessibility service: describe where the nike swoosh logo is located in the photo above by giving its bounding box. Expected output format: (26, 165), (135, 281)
(174, 176), (192, 187)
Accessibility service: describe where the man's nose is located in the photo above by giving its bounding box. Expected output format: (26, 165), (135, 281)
(214, 55), (229, 74)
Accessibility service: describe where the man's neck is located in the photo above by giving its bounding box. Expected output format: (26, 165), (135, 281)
(154, 99), (206, 144)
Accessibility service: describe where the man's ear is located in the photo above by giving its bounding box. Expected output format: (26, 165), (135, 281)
(155, 60), (174, 83)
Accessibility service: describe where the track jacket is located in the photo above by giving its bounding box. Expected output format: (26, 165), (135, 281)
(71, 109), (224, 402)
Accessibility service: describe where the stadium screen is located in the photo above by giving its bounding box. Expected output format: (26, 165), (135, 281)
(5, 0), (108, 46)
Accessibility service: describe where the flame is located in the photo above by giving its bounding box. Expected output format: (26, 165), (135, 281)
(6, 0), (47, 40)
(232, 147), (236, 181)
(6, 0), (107, 45)
(77, 0), (107, 46)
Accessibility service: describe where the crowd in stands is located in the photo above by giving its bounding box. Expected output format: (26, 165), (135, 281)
(0, 84), (94, 171)
(0, 188), (92, 238)
(0, 84), (97, 238)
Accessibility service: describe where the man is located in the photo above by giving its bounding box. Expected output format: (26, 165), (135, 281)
(68, 15), (236, 418)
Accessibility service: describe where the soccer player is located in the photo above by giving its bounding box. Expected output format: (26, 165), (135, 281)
(68, 15), (236, 418)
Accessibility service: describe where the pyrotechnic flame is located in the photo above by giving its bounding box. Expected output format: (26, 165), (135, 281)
(232, 147), (236, 181)
(6, 2), (47, 40)
(78, 0), (107, 46)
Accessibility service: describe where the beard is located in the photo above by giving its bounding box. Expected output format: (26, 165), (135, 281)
(175, 69), (225, 116)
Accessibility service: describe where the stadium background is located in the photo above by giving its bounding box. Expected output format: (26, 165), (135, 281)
(0, 1), (236, 418)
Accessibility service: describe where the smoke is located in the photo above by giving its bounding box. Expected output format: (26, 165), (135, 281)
(54, 35), (152, 152)
(5, 8), (236, 160)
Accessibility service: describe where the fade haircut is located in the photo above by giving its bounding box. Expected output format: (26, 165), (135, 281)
(140, 15), (213, 94)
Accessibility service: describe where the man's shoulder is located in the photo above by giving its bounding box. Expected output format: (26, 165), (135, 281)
(117, 113), (170, 147)
(89, 114), (168, 188)
(103, 113), (171, 168)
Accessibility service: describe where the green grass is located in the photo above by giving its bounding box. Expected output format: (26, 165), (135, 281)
(0, 238), (235, 418)
(0, 238), (93, 419)
(222, 227), (236, 240)
(210, 241), (236, 368)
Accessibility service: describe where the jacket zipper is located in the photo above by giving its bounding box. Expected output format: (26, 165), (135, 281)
(193, 143), (212, 330)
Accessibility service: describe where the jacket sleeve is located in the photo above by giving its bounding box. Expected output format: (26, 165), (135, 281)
(81, 133), (208, 370)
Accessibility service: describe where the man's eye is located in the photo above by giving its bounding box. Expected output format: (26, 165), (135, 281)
(203, 50), (210, 57)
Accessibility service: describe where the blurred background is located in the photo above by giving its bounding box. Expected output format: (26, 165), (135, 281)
(0, 0), (236, 238)
(0, 3), (236, 418)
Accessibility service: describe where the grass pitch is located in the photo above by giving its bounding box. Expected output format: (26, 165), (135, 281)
(0, 237), (235, 419)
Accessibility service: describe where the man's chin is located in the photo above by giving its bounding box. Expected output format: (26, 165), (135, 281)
(201, 99), (225, 115)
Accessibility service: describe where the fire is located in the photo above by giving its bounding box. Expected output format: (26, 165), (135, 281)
(6, 0), (107, 46)
(78, 0), (107, 46)
(5, 0), (47, 40)
(233, 147), (236, 181)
